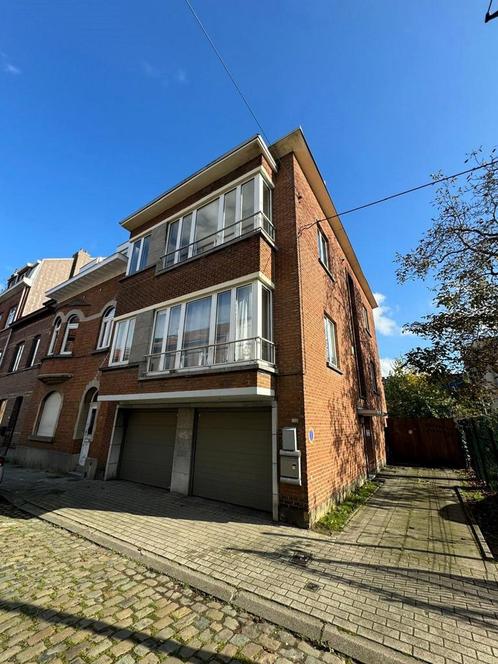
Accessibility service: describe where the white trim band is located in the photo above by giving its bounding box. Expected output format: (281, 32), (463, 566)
(98, 386), (275, 403)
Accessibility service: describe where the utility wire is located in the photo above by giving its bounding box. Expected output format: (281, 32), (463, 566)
(183, 0), (270, 144)
(299, 160), (498, 235)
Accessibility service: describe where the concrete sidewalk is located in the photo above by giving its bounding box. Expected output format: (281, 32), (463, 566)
(2, 464), (498, 664)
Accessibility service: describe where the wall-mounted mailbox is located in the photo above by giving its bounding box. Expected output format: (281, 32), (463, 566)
(279, 450), (301, 485)
(281, 427), (298, 451)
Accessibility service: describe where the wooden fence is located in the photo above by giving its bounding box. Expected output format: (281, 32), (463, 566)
(386, 417), (466, 468)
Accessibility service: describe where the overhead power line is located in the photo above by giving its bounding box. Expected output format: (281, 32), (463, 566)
(183, 0), (270, 144)
(299, 159), (498, 235)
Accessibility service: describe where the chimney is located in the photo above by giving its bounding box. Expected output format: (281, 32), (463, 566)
(70, 249), (92, 277)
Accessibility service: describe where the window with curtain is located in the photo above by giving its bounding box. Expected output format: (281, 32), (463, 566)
(128, 235), (150, 274)
(110, 318), (135, 365)
(97, 306), (116, 349)
(36, 392), (62, 438)
(148, 281), (273, 373)
(162, 175), (273, 269)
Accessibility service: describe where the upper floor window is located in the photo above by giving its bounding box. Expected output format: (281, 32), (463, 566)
(10, 342), (24, 372)
(61, 315), (79, 355)
(147, 281), (274, 374)
(5, 306), (17, 328)
(362, 305), (371, 335)
(128, 235), (150, 275)
(47, 317), (62, 356)
(318, 227), (330, 271)
(324, 316), (339, 369)
(110, 317), (136, 365)
(97, 306), (115, 349)
(26, 335), (41, 368)
(370, 360), (378, 393)
(162, 174), (274, 270)
(36, 391), (62, 438)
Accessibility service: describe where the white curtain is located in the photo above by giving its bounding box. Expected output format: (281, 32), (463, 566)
(37, 392), (62, 437)
(236, 286), (252, 360)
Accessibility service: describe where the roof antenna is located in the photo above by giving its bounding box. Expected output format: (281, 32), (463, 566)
(485, 0), (498, 21)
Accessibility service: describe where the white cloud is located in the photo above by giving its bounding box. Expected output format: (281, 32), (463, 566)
(380, 357), (396, 377)
(373, 292), (400, 336)
(1, 52), (21, 75)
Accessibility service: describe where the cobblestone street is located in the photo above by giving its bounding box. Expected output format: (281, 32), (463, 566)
(0, 498), (346, 664)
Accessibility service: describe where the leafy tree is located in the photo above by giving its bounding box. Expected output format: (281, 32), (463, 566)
(396, 149), (498, 407)
(384, 362), (456, 417)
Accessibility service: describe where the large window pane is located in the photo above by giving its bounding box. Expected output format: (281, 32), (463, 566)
(129, 241), (141, 274)
(123, 319), (135, 362)
(222, 189), (237, 242)
(165, 220), (179, 267)
(182, 297), (211, 367)
(179, 214), (193, 262)
(195, 199), (219, 254)
(235, 285), (253, 360)
(112, 322), (127, 364)
(139, 236), (150, 270)
(150, 311), (167, 371)
(263, 181), (271, 220)
(164, 305), (181, 369)
(240, 179), (255, 234)
(215, 291), (231, 363)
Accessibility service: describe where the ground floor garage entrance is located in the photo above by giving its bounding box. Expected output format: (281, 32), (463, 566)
(192, 408), (272, 512)
(118, 409), (177, 489)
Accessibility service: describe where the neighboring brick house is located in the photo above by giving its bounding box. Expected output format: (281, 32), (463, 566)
(88, 128), (386, 527)
(0, 251), (92, 454)
(16, 253), (127, 473)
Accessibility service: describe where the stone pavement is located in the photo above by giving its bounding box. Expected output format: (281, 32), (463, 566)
(2, 465), (498, 664)
(0, 497), (346, 663)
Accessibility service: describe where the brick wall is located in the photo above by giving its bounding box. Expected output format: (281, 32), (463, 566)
(19, 275), (121, 460)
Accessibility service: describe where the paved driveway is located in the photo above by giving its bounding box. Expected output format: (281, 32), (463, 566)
(2, 465), (498, 664)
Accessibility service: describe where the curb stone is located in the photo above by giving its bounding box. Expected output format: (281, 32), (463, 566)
(454, 486), (495, 563)
(0, 488), (419, 664)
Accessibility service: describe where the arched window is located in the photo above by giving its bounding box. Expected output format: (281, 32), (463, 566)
(47, 317), (62, 356)
(97, 306), (115, 350)
(36, 392), (62, 438)
(61, 315), (79, 355)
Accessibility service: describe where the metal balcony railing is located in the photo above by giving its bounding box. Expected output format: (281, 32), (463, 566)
(145, 337), (275, 374)
(159, 212), (275, 271)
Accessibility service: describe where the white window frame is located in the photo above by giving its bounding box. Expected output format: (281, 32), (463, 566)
(35, 391), (62, 438)
(109, 318), (136, 366)
(5, 306), (17, 328)
(27, 336), (41, 368)
(61, 315), (79, 355)
(324, 316), (339, 369)
(47, 317), (62, 356)
(127, 235), (151, 275)
(11, 342), (24, 372)
(163, 174), (272, 268)
(148, 280), (273, 373)
(318, 227), (330, 271)
(97, 306), (116, 349)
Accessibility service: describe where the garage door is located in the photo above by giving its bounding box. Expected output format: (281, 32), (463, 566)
(192, 409), (272, 512)
(118, 410), (177, 489)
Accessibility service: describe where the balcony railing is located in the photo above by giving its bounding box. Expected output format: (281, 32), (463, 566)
(145, 337), (275, 375)
(159, 211), (275, 271)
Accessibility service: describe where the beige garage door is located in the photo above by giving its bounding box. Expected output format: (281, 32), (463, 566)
(192, 409), (272, 512)
(118, 410), (177, 489)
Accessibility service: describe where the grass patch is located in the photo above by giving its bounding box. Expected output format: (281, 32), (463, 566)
(313, 480), (378, 534)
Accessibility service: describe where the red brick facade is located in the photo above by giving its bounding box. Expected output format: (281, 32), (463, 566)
(1, 130), (386, 526)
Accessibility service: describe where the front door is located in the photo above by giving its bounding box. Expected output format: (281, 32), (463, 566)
(79, 403), (97, 467)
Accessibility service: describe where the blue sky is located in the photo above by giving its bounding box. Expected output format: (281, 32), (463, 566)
(1, 1), (496, 372)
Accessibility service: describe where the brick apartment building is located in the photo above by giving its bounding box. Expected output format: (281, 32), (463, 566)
(0, 251), (92, 453)
(1, 128), (386, 526)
